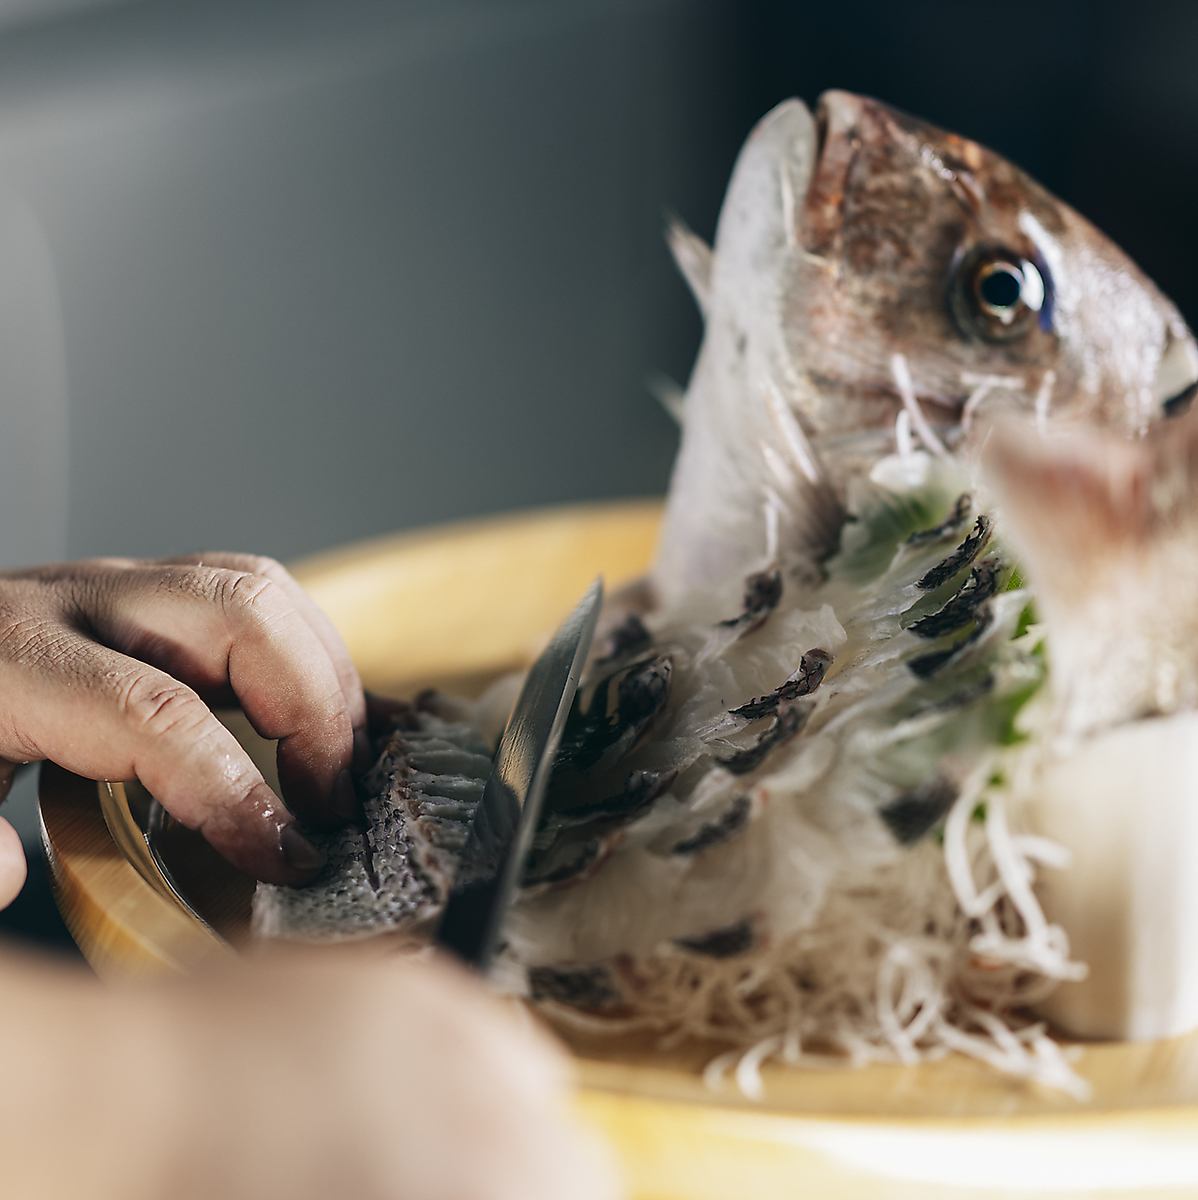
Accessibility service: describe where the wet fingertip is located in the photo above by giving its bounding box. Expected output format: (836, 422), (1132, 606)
(280, 824), (326, 876)
(276, 789), (342, 833)
(332, 767), (362, 824)
(275, 750), (347, 831)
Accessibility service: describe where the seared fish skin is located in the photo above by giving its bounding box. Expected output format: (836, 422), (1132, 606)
(253, 703), (491, 942)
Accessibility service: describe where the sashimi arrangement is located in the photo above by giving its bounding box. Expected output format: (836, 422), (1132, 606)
(255, 92), (1198, 1095)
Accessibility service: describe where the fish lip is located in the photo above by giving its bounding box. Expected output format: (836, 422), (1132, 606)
(812, 90), (862, 165)
(1155, 326), (1198, 417)
(1163, 381), (1198, 418)
(812, 94), (831, 165)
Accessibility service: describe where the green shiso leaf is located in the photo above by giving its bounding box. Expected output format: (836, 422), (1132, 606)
(994, 666), (1047, 745)
(830, 489), (954, 584)
(1013, 601), (1037, 640)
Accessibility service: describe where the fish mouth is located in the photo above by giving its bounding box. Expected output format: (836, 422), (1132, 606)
(805, 91), (917, 254)
(1164, 382), (1198, 417)
(812, 93), (836, 166)
(813, 90), (866, 145)
(1157, 327), (1198, 417)
(803, 91), (871, 253)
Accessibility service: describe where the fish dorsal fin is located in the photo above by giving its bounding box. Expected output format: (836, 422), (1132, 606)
(663, 99), (815, 326)
(652, 101), (826, 606)
(709, 99), (816, 306)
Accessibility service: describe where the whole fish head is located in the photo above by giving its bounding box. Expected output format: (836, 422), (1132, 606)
(795, 90), (1198, 443)
(653, 92), (1198, 609)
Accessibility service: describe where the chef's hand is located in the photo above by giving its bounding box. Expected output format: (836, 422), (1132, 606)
(165, 953), (621, 1200)
(1, 951), (622, 1200)
(0, 554), (365, 900)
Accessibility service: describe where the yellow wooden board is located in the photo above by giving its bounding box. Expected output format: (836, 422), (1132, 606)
(38, 501), (1198, 1199)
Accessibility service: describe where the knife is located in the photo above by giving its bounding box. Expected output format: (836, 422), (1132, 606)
(436, 578), (603, 970)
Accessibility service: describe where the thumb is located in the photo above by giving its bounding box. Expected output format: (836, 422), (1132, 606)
(0, 815), (26, 910)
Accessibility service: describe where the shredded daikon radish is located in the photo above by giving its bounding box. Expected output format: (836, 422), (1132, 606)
(536, 793), (1085, 1097)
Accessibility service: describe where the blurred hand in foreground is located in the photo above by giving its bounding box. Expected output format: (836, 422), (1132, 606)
(0, 949), (622, 1200)
(0, 553), (367, 902)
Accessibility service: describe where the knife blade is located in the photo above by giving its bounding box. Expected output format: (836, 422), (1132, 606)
(436, 577), (603, 970)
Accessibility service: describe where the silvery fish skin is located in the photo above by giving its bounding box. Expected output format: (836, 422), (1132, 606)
(654, 91), (1198, 610)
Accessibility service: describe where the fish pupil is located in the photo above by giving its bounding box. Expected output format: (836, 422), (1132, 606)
(948, 245), (1046, 342)
(977, 263), (1023, 312)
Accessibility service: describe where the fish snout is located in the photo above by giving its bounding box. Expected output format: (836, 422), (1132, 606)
(813, 90), (868, 147)
(1157, 325), (1198, 417)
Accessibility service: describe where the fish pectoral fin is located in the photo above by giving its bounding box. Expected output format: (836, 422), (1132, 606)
(666, 215), (713, 316)
(648, 372), (686, 424)
(981, 411), (1198, 607)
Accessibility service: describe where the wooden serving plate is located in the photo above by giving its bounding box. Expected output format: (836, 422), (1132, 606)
(39, 502), (1198, 1198)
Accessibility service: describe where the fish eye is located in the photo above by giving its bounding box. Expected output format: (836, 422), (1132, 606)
(949, 245), (1047, 343)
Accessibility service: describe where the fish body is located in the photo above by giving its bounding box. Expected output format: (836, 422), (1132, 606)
(654, 92), (1198, 611)
(254, 95), (1198, 1090)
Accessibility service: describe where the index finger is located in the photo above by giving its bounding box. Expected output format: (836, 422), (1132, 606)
(82, 564), (358, 830)
(161, 553), (367, 740)
(1, 629), (323, 884)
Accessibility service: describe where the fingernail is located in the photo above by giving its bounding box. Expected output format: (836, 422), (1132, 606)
(331, 768), (361, 824)
(280, 825), (325, 874)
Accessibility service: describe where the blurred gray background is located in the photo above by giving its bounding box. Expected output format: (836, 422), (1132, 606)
(0, 0), (1195, 944)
